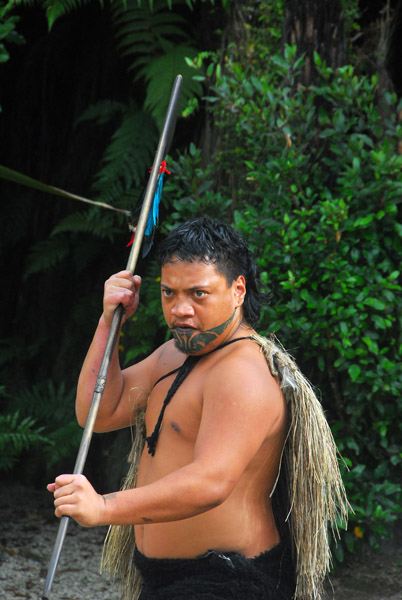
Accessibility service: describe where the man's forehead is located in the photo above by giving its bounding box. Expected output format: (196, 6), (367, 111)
(160, 257), (225, 286)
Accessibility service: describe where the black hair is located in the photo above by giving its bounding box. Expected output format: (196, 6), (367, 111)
(156, 217), (269, 326)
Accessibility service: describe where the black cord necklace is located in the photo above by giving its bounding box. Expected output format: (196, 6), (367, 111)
(145, 336), (252, 456)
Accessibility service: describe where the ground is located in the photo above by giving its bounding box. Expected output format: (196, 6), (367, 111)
(0, 484), (401, 599)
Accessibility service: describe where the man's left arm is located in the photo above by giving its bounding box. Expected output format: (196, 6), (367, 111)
(47, 356), (285, 527)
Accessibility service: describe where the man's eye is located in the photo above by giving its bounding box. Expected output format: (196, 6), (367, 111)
(194, 290), (206, 298)
(162, 289), (172, 297)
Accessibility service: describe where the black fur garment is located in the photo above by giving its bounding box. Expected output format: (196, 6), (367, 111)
(134, 544), (295, 600)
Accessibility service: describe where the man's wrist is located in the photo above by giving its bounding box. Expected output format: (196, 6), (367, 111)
(101, 491), (117, 525)
(99, 313), (112, 329)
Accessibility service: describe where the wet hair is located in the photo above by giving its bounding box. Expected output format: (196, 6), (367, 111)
(156, 217), (269, 326)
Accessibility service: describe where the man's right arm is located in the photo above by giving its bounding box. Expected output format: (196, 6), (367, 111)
(75, 270), (158, 433)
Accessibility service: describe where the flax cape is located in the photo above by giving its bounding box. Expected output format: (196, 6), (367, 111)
(101, 333), (349, 600)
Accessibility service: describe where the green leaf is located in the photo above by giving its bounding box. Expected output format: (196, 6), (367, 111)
(354, 215), (374, 227)
(394, 222), (402, 237)
(0, 43), (9, 63)
(270, 55), (288, 71)
(363, 297), (386, 310)
(348, 364), (361, 381)
(0, 165), (130, 216)
(319, 128), (336, 138)
(333, 543), (344, 562)
(313, 51), (322, 67)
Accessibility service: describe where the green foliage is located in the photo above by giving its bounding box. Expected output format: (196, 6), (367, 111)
(24, 235), (71, 275)
(24, 206), (122, 275)
(163, 142), (234, 223)
(140, 45), (203, 128)
(1, 380), (82, 477)
(0, 2), (24, 47)
(0, 387), (50, 471)
(0, 0), (205, 281)
(112, 0), (202, 128)
(337, 460), (402, 557)
(113, 0), (189, 70)
(0, 411), (49, 471)
(83, 101), (158, 206)
(7, 0), (192, 30)
(7, 0), (217, 35)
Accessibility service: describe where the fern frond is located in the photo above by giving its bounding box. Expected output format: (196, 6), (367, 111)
(111, 0), (203, 130)
(75, 99), (127, 127)
(50, 208), (119, 239)
(42, 0), (93, 30)
(7, 0), (37, 8)
(92, 183), (141, 216)
(112, 0), (190, 70)
(0, 454), (17, 471)
(45, 420), (82, 467)
(91, 178), (128, 208)
(92, 105), (158, 199)
(132, 0), (197, 9)
(14, 380), (74, 422)
(0, 411), (50, 471)
(24, 235), (70, 276)
(20, 209), (123, 279)
(2, 381), (87, 475)
(9, 0), (95, 29)
(1, 195), (34, 246)
(139, 45), (203, 127)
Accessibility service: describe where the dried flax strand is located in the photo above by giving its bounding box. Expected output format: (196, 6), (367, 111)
(250, 333), (350, 600)
(102, 334), (350, 600)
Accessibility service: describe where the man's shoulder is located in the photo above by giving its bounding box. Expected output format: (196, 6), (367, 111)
(205, 336), (279, 395)
(202, 338), (285, 429)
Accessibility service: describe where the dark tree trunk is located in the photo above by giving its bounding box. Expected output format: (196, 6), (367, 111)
(283, 0), (347, 83)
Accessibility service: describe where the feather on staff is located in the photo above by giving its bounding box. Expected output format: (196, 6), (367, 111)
(127, 160), (171, 257)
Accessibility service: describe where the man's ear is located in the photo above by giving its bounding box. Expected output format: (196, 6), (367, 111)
(233, 275), (246, 307)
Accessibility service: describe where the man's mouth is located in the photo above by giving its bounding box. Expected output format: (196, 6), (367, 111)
(171, 324), (197, 331)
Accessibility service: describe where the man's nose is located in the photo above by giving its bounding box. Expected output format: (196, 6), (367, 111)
(171, 299), (195, 317)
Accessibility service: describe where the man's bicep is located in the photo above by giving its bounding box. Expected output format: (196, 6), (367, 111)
(193, 363), (284, 485)
(99, 347), (160, 431)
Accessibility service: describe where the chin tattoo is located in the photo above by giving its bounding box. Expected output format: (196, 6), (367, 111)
(171, 311), (236, 354)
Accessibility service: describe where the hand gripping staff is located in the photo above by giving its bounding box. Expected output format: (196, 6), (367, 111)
(41, 74), (183, 600)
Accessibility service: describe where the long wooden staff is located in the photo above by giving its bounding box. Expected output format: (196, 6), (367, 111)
(41, 74), (183, 600)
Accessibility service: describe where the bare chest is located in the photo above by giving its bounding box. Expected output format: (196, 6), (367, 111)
(145, 369), (204, 448)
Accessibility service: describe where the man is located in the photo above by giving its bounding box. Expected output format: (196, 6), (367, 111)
(48, 217), (348, 600)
